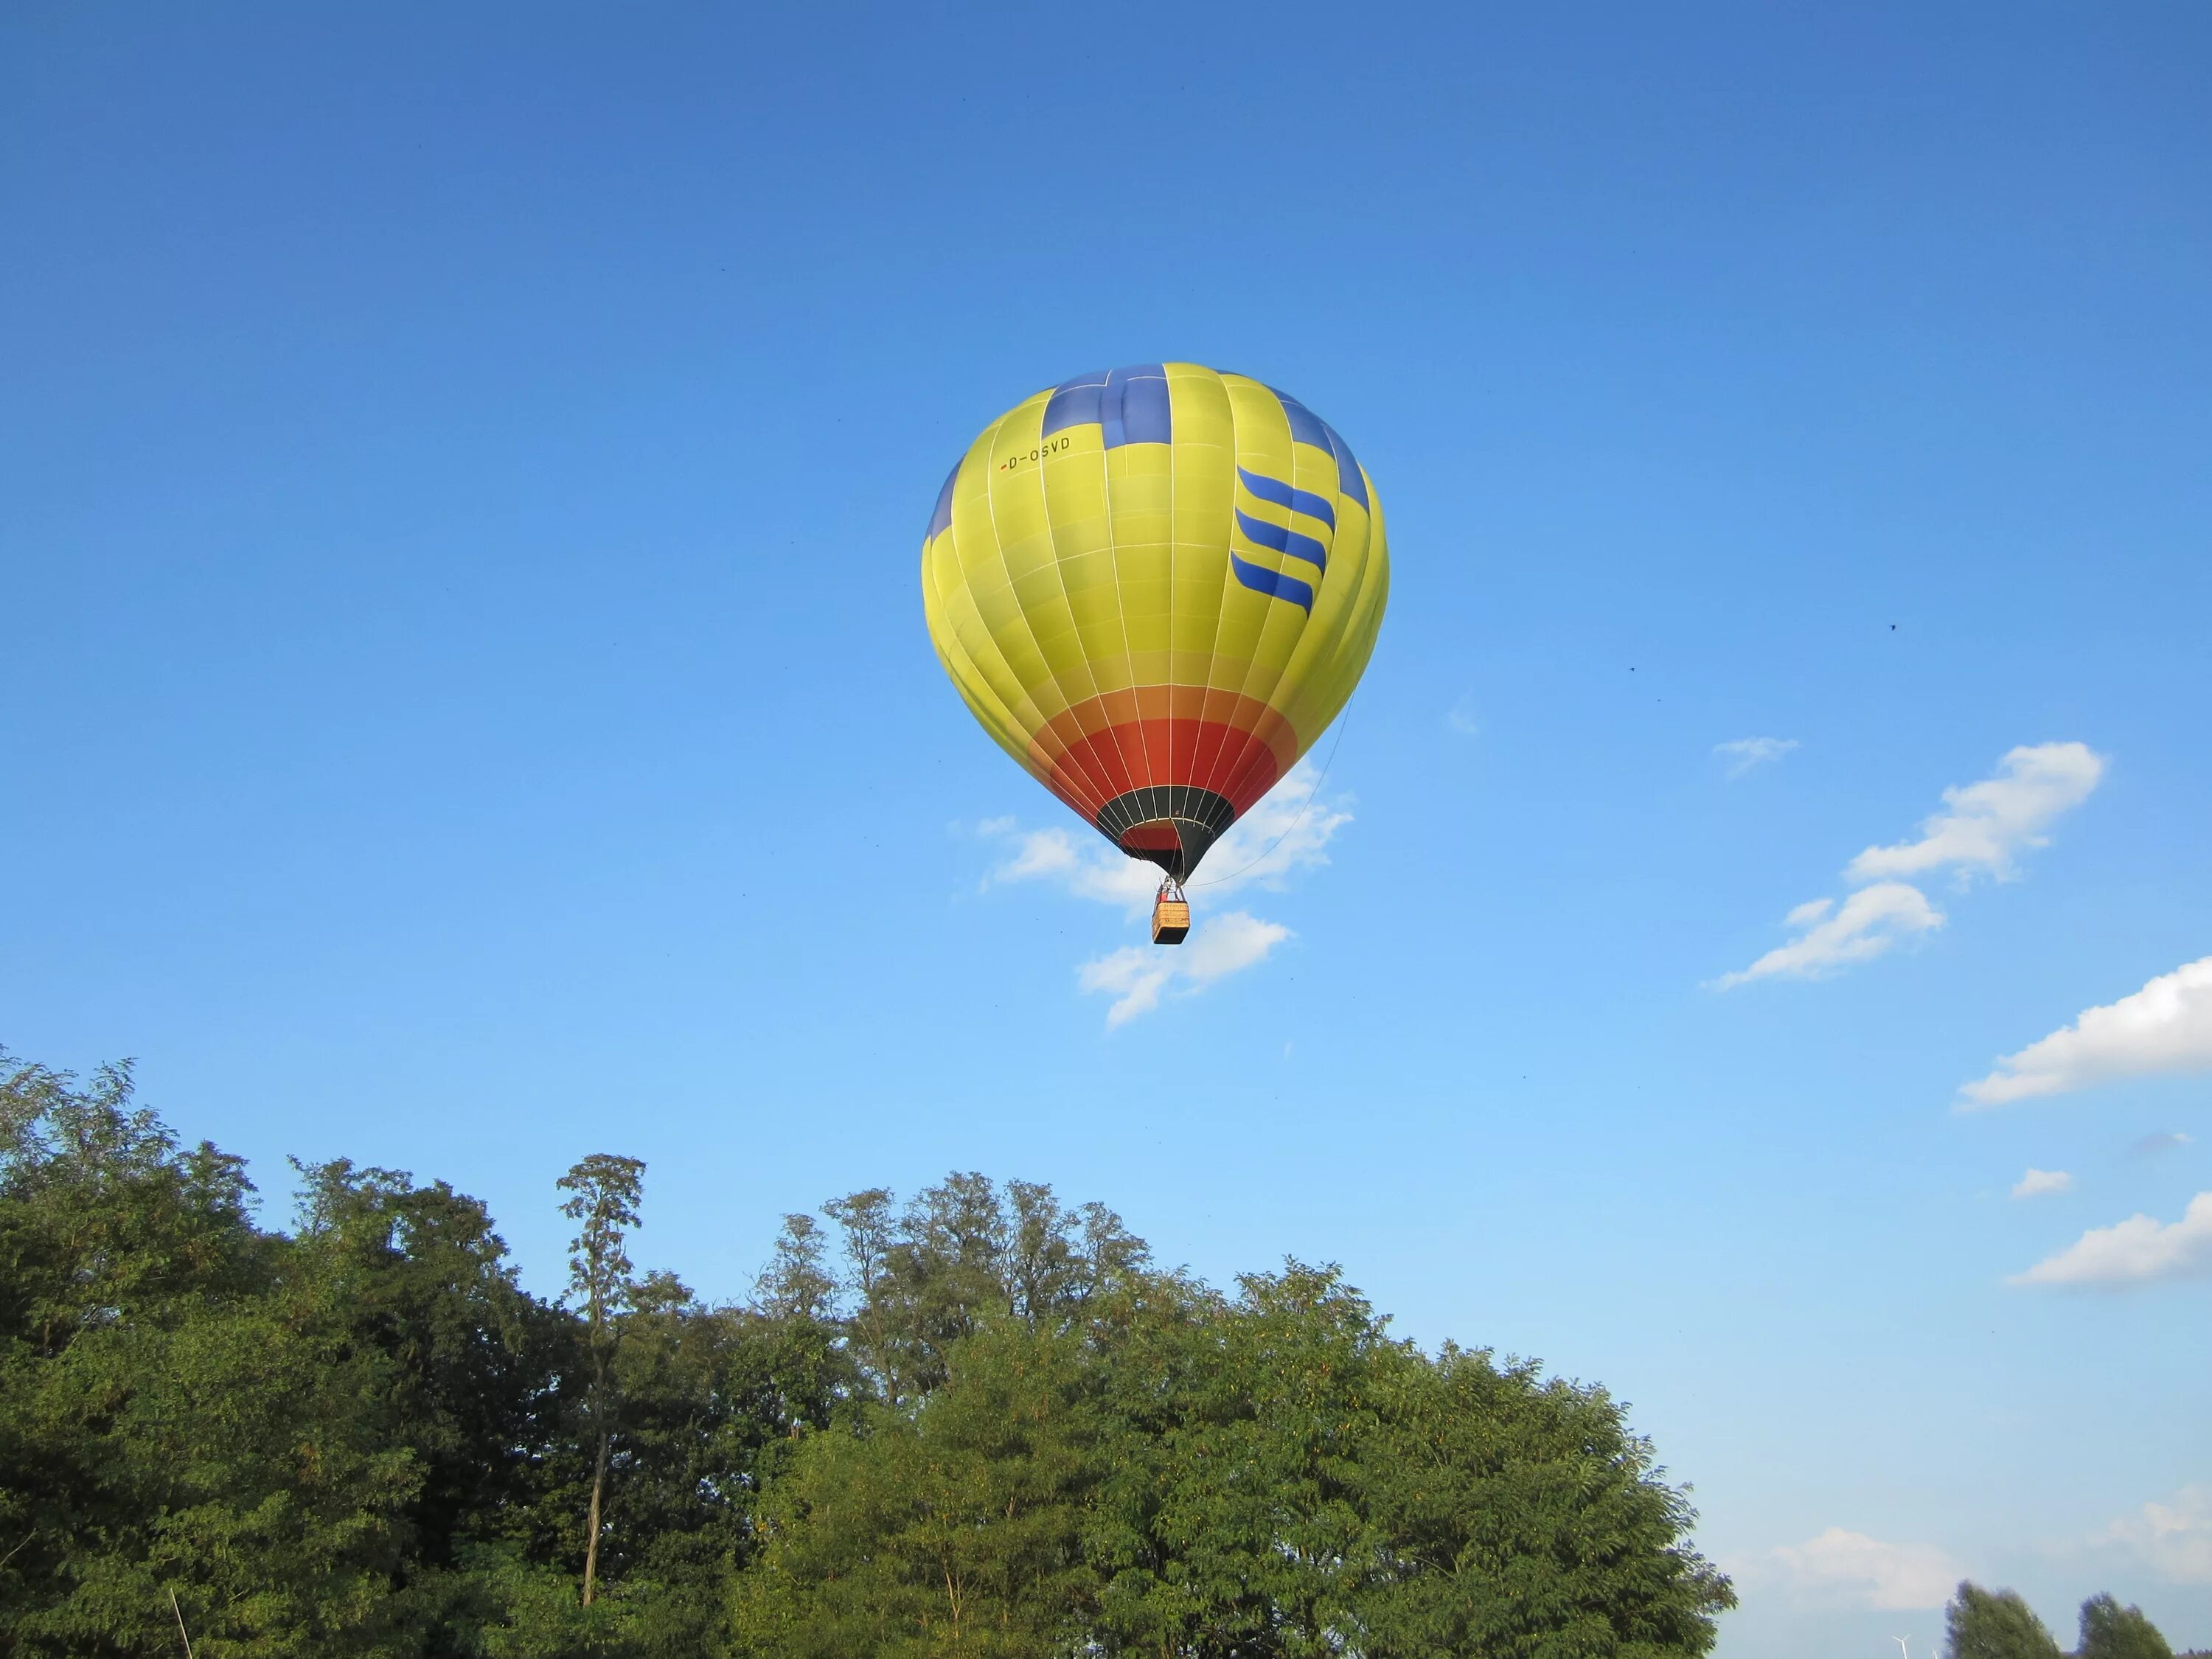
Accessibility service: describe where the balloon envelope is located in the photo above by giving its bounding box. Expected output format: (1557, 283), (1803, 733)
(921, 364), (1388, 880)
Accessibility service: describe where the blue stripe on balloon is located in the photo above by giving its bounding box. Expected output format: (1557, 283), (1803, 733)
(1231, 552), (1315, 612)
(1321, 421), (1368, 509)
(1273, 389), (1332, 451)
(1236, 509), (1328, 571)
(1099, 370), (1128, 448)
(1043, 365), (1171, 447)
(925, 460), (959, 540)
(1237, 467), (1336, 530)
(1272, 388), (1367, 507)
(1107, 365), (1172, 446)
(1041, 371), (1107, 437)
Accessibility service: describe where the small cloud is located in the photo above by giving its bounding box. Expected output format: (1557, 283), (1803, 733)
(1711, 740), (2093, 993)
(1714, 883), (1944, 989)
(985, 762), (1351, 914)
(984, 766), (1346, 1023)
(991, 827), (1077, 881)
(1847, 742), (2104, 888)
(1765, 1528), (1964, 1611)
(1079, 911), (1291, 1028)
(2011, 1168), (2073, 1200)
(2133, 1130), (2194, 1158)
(2008, 1192), (2212, 1288)
(1714, 736), (1799, 779)
(1446, 694), (1481, 737)
(1959, 956), (2212, 1107)
(1192, 764), (1353, 895)
(2104, 1486), (2212, 1585)
(981, 824), (1156, 909)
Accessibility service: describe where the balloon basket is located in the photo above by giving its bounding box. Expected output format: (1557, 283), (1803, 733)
(1151, 883), (1190, 945)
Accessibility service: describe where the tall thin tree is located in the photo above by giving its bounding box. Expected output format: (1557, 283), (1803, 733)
(557, 1152), (644, 1607)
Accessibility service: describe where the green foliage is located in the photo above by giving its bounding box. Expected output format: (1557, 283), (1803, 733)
(1944, 1582), (2188, 1659)
(558, 1154), (646, 1340)
(740, 1242), (1734, 1658)
(1945, 1582), (2065, 1659)
(0, 1054), (431, 1655)
(288, 1156), (571, 1576)
(557, 1152), (649, 1605)
(3, 1049), (1736, 1658)
(2079, 1592), (2177, 1659)
(1074, 1262), (1732, 1658)
(735, 1321), (1099, 1658)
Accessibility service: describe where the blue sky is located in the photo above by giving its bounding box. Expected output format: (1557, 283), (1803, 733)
(5, 5), (2210, 1652)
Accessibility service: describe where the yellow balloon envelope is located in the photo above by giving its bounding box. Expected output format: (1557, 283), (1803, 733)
(921, 364), (1388, 886)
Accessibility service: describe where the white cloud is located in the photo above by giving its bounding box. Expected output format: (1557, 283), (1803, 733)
(991, 827), (1077, 882)
(1714, 736), (1799, 779)
(2104, 1486), (2212, 1585)
(984, 762), (1352, 914)
(2009, 1192), (2212, 1288)
(1846, 742), (2104, 886)
(1765, 1528), (1964, 1611)
(981, 763), (1348, 1024)
(1714, 883), (1944, 989)
(1715, 740), (2101, 991)
(2011, 1168), (2073, 1200)
(2134, 1130), (2194, 1157)
(1446, 694), (1481, 737)
(1078, 911), (1291, 1029)
(1194, 765), (1354, 895)
(1960, 957), (2212, 1107)
(985, 826), (1157, 908)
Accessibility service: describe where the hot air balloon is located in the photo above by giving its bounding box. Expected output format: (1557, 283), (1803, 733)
(921, 364), (1388, 944)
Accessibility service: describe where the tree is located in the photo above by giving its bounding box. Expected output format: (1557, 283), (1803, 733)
(1083, 1261), (1733, 1658)
(733, 1321), (1099, 1658)
(290, 1157), (568, 1581)
(1945, 1582), (2064, 1659)
(822, 1186), (899, 1396)
(2079, 1593), (2176, 1659)
(556, 1154), (646, 1608)
(0, 1051), (434, 1656)
(754, 1213), (838, 1324)
(4, 1045), (1739, 1659)
(737, 1232), (1732, 1658)
(821, 1175), (1152, 1412)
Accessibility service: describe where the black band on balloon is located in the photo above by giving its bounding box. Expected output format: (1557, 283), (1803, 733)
(1096, 787), (1238, 882)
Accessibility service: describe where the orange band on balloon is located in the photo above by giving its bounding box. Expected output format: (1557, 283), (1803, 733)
(1025, 685), (1302, 827)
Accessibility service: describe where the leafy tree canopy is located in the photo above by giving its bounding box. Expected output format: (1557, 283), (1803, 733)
(5, 1046), (1740, 1657)
(2080, 1591), (2177, 1659)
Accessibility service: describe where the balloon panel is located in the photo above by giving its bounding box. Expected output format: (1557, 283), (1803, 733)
(921, 363), (1388, 878)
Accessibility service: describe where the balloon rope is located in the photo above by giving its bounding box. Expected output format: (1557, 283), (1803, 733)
(1189, 689), (1360, 889)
